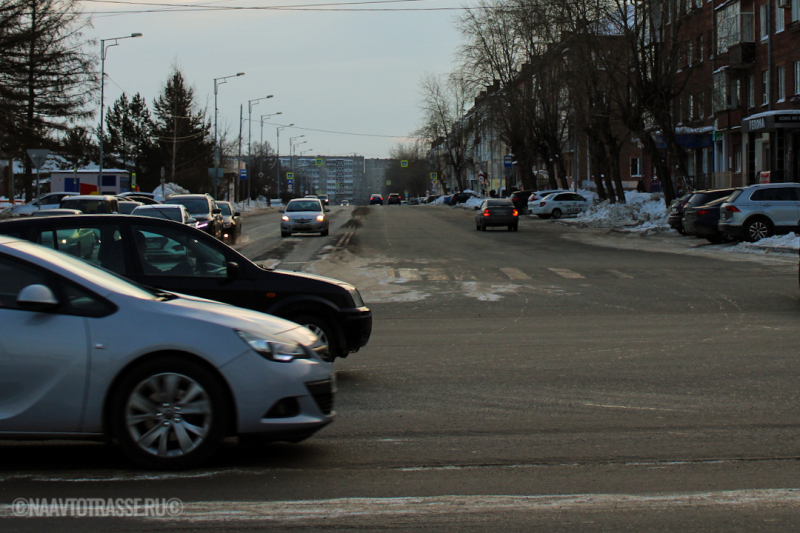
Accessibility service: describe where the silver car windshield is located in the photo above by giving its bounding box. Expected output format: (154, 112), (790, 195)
(17, 241), (158, 300)
(287, 201), (322, 212)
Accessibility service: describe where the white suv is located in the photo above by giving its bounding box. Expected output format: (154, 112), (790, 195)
(718, 183), (800, 242)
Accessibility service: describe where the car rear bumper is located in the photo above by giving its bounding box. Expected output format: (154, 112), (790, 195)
(718, 222), (743, 239)
(481, 216), (518, 226)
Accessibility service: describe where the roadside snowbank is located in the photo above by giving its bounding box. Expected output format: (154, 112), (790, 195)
(573, 191), (669, 233)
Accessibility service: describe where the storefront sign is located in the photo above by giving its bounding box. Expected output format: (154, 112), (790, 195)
(743, 113), (800, 132)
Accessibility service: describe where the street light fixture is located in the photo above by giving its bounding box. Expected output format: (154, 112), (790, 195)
(98, 32), (142, 193)
(246, 95), (273, 203)
(291, 138), (307, 195)
(213, 72), (245, 199)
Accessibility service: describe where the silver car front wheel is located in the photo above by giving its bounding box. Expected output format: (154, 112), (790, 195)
(111, 357), (228, 469)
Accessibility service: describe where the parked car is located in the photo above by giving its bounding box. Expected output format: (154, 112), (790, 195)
(682, 196), (732, 244)
(387, 193), (402, 205)
(217, 200), (242, 244)
(474, 198), (519, 231)
(529, 192), (591, 219)
(667, 193), (695, 234)
(2, 192), (79, 216)
(0, 234), (333, 469)
(407, 197), (419, 205)
(60, 195), (120, 214)
(719, 183), (800, 242)
(670, 189), (734, 235)
(0, 215), (372, 360)
(31, 208), (82, 218)
(370, 194), (384, 205)
(164, 193), (224, 240)
(423, 195), (439, 204)
(281, 198), (330, 237)
(119, 191), (165, 203)
(509, 190), (536, 214)
(131, 204), (197, 227)
(449, 192), (478, 206)
(118, 200), (143, 214)
(526, 189), (571, 213)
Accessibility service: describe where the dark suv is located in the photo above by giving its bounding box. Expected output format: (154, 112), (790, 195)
(670, 189), (734, 235)
(387, 193), (402, 205)
(164, 194), (223, 240)
(0, 215), (372, 360)
(509, 190), (536, 214)
(369, 194), (383, 205)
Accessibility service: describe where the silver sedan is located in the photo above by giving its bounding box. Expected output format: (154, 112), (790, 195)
(0, 235), (334, 469)
(280, 198), (330, 237)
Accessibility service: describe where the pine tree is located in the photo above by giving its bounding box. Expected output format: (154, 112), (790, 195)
(151, 68), (213, 194)
(104, 92), (158, 189)
(0, 0), (95, 201)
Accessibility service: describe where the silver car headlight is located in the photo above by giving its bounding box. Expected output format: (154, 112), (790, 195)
(282, 215), (290, 222)
(236, 330), (309, 362)
(316, 214), (325, 222)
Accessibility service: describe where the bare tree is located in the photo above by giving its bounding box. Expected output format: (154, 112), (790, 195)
(417, 71), (476, 193)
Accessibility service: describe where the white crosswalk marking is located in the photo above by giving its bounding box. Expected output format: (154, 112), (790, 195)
(425, 268), (448, 281)
(500, 267), (530, 280)
(397, 268), (421, 281)
(548, 268), (585, 279)
(607, 269), (633, 279)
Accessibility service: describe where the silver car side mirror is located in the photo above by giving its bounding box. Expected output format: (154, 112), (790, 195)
(17, 284), (59, 312)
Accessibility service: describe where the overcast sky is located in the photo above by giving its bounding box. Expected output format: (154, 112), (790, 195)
(83, 0), (467, 160)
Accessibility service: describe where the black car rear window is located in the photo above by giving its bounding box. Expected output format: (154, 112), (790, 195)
(166, 198), (209, 215)
(487, 200), (512, 206)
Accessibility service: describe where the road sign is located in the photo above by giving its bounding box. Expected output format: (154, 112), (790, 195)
(430, 172), (437, 180)
(386, 180), (391, 185)
(503, 155), (513, 168)
(315, 159), (323, 166)
(401, 160), (408, 168)
(258, 172), (264, 178)
(27, 149), (49, 170)
(239, 169), (247, 180)
(286, 172), (294, 180)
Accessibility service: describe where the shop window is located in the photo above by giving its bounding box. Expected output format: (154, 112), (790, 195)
(733, 145), (742, 173)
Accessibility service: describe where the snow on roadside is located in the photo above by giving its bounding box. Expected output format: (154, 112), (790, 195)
(573, 191), (669, 233)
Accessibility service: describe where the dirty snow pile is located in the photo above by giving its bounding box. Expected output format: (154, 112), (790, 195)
(573, 191), (669, 233)
(726, 233), (799, 254)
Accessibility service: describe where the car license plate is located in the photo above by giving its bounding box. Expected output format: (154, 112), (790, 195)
(296, 225), (311, 230)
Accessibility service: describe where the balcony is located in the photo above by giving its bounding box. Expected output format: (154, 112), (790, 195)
(727, 42), (755, 69)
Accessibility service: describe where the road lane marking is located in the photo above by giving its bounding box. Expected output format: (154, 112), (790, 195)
(62, 490), (798, 523)
(501, 267), (530, 280)
(607, 269), (633, 279)
(398, 268), (422, 281)
(548, 268), (585, 279)
(425, 268), (448, 281)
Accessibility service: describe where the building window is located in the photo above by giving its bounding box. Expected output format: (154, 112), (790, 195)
(775, 1), (785, 31)
(795, 62), (800, 95)
(762, 70), (770, 105)
(793, 0), (800, 23)
(689, 94), (695, 118)
(748, 75), (755, 107)
(699, 92), (705, 118)
(760, 3), (768, 40)
(630, 158), (641, 177)
(777, 65), (786, 101)
(733, 145), (742, 173)
(698, 35), (704, 62)
(687, 42), (693, 65)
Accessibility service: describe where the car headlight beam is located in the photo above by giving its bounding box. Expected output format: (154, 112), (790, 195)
(236, 330), (309, 362)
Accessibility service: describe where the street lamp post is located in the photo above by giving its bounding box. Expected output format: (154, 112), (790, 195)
(213, 72), (244, 199)
(301, 148), (314, 193)
(291, 137), (307, 195)
(260, 113), (282, 199)
(246, 95), (272, 204)
(98, 33), (142, 193)
(276, 124), (293, 198)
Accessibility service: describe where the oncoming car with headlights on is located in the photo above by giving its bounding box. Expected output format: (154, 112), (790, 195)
(280, 198), (330, 237)
(0, 235), (334, 469)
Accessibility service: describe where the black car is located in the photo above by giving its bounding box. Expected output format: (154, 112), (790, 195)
(670, 189), (734, 235)
(369, 194), (383, 205)
(387, 193), (402, 205)
(164, 194), (224, 240)
(682, 196), (732, 244)
(0, 215), (372, 361)
(449, 192), (478, 206)
(508, 190), (535, 214)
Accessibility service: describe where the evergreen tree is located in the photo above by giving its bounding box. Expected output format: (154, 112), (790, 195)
(0, 0), (95, 201)
(151, 68), (213, 194)
(104, 92), (158, 189)
(57, 125), (95, 170)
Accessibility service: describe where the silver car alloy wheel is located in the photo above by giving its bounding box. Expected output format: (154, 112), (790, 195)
(125, 372), (212, 458)
(746, 221), (769, 242)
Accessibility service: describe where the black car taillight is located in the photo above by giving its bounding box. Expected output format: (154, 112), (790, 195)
(697, 209), (709, 216)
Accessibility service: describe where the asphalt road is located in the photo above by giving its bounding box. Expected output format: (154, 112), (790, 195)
(3, 204), (800, 531)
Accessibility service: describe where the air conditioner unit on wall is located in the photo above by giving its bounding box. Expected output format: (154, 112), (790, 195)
(777, 0), (790, 7)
